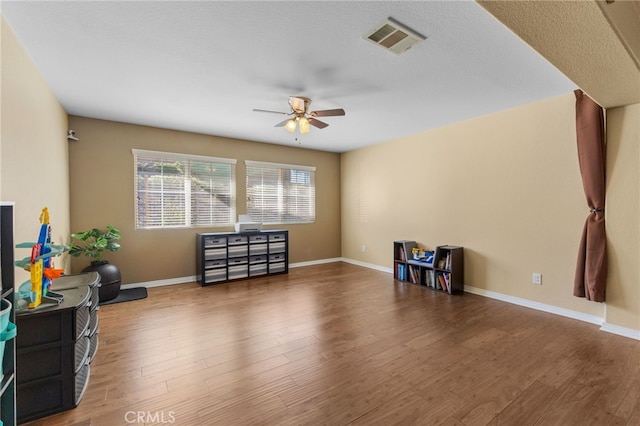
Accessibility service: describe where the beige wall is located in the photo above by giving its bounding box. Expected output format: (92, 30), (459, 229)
(341, 93), (605, 320)
(605, 103), (640, 330)
(1, 16), (70, 287)
(67, 116), (341, 283)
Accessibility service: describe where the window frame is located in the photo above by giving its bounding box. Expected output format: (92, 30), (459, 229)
(132, 149), (237, 229)
(245, 160), (316, 225)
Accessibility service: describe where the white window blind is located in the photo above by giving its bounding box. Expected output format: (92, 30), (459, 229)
(245, 160), (316, 224)
(133, 149), (236, 229)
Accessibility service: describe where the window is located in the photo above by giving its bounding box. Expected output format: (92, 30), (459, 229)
(245, 160), (315, 224)
(133, 149), (236, 229)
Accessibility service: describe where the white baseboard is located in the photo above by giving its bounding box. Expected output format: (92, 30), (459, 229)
(289, 257), (393, 274)
(289, 257), (343, 268)
(463, 286), (639, 340)
(463, 285), (604, 325)
(340, 257), (393, 274)
(599, 322), (640, 340)
(121, 275), (196, 290)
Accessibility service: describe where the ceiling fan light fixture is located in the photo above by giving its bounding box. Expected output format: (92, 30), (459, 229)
(285, 118), (297, 133)
(254, 96), (345, 135)
(299, 117), (310, 134)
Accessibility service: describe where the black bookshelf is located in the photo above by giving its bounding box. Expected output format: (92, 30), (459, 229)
(394, 240), (464, 294)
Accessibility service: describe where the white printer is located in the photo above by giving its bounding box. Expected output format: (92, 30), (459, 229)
(234, 214), (262, 232)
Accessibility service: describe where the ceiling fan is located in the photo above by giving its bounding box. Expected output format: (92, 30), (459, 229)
(253, 96), (345, 134)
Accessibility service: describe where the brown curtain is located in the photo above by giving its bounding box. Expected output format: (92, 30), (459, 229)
(573, 89), (606, 302)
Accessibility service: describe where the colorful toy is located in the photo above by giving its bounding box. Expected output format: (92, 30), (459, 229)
(15, 207), (67, 308)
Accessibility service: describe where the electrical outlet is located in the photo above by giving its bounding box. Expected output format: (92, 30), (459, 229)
(532, 273), (542, 285)
(361, 245), (366, 253)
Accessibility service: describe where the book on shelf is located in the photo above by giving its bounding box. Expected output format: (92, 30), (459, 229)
(411, 265), (421, 284)
(425, 270), (434, 288)
(397, 263), (407, 281)
(437, 273), (448, 292)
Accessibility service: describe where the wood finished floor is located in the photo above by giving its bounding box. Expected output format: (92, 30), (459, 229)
(25, 262), (640, 426)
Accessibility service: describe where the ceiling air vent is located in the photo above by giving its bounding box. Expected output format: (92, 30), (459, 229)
(364, 18), (426, 55)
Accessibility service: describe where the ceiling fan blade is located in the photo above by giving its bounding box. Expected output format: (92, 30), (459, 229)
(274, 118), (291, 127)
(253, 108), (289, 115)
(310, 108), (346, 117)
(309, 117), (329, 129)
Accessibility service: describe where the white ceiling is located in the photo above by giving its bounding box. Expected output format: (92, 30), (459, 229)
(1, 0), (576, 153)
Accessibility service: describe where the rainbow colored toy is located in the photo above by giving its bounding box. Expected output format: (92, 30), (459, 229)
(15, 207), (67, 308)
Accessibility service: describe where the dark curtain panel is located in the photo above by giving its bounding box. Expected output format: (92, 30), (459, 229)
(573, 89), (607, 302)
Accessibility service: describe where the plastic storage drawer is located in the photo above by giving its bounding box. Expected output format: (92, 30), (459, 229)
(228, 265), (248, 280)
(205, 259), (226, 268)
(205, 248), (227, 260)
(249, 244), (267, 255)
(228, 235), (248, 245)
(249, 234), (268, 243)
(269, 253), (286, 263)
(205, 269), (226, 283)
(270, 263), (286, 274)
(269, 242), (286, 253)
(268, 233), (286, 242)
(75, 363), (90, 405)
(249, 255), (267, 264)
(203, 236), (226, 248)
(228, 245), (248, 257)
(74, 336), (90, 373)
(250, 264), (267, 276)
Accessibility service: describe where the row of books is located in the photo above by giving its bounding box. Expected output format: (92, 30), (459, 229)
(397, 246), (407, 261)
(397, 265), (452, 292)
(397, 263), (423, 284)
(421, 271), (450, 292)
(436, 272), (451, 292)
(408, 265), (420, 284)
(424, 270), (434, 288)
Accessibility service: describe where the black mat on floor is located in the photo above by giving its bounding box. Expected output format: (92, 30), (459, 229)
(99, 287), (148, 305)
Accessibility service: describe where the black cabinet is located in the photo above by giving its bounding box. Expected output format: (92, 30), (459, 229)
(196, 230), (288, 286)
(15, 273), (99, 424)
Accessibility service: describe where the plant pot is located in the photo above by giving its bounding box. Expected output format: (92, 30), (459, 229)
(82, 261), (122, 302)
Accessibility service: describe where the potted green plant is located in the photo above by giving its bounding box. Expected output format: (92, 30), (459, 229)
(69, 224), (122, 302)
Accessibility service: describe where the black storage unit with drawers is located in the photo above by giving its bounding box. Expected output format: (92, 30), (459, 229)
(196, 230), (288, 286)
(15, 272), (99, 424)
